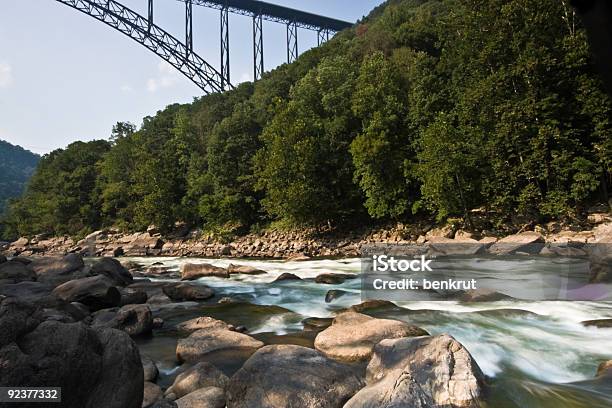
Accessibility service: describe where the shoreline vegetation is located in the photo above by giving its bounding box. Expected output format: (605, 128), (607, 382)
(1, 0), (610, 244)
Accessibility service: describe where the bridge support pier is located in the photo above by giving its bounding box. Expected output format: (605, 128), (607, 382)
(286, 20), (298, 64)
(317, 28), (330, 46)
(253, 14), (264, 81)
(185, 0), (193, 56)
(220, 5), (230, 89)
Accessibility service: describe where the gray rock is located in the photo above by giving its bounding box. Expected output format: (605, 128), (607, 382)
(30, 254), (86, 285)
(93, 304), (153, 337)
(325, 289), (348, 303)
(0, 260), (36, 283)
(91, 257), (134, 286)
(226, 345), (364, 408)
(314, 311), (428, 362)
(273, 272), (302, 282)
(488, 232), (544, 255)
(165, 362), (229, 399)
(53, 275), (121, 311)
(181, 263), (229, 280)
(120, 287), (149, 306)
(142, 355), (159, 382)
(315, 273), (357, 284)
(459, 288), (512, 302)
(0, 281), (56, 305)
(175, 387), (225, 408)
(176, 316), (231, 334)
(163, 283), (215, 302)
(344, 334), (485, 408)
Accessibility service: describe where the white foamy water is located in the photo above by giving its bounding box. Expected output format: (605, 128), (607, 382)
(126, 256), (612, 387)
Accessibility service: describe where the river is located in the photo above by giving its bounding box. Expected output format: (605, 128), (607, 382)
(125, 256), (612, 408)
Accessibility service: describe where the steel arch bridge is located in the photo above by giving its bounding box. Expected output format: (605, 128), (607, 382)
(53, 0), (354, 94)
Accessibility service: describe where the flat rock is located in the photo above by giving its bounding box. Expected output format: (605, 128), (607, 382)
(226, 345), (364, 408)
(176, 316), (231, 334)
(181, 263), (229, 280)
(175, 387), (225, 408)
(176, 328), (264, 363)
(314, 311), (428, 362)
(488, 232), (544, 255)
(344, 334), (486, 408)
(165, 362), (229, 399)
(29, 254), (86, 285)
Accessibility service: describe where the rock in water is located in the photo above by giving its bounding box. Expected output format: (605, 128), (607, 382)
(52, 275), (121, 311)
(315, 273), (357, 284)
(488, 232), (544, 255)
(176, 327), (264, 363)
(181, 263), (229, 280)
(344, 334), (486, 408)
(228, 264), (267, 275)
(175, 387), (225, 408)
(226, 345), (364, 408)
(92, 304), (154, 337)
(325, 289), (348, 303)
(314, 311), (428, 362)
(163, 283), (215, 302)
(176, 316), (231, 334)
(142, 355), (159, 382)
(91, 257), (134, 286)
(273, 273), (302, 282)
(165, 362), (229, 399)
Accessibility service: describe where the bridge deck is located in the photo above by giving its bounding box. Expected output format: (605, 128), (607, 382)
(190, 0), (354, 31)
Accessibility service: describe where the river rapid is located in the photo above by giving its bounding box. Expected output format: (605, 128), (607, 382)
(126, 256), (612, 408)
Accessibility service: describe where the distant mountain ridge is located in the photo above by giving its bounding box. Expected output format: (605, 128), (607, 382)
(0, 140), (39, 214)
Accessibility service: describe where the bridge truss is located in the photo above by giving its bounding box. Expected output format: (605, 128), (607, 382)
(53, 0), (353, 93)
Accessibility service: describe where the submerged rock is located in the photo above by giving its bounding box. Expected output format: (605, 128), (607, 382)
(582, 319), (612, 328)
(181, 263), (229, 280)
(344, 334), (486, 408)
(165, 362), (229, 399)
(175, 387), (225, 408)
(226, 345), (364, 408)
(314, 311), (428, 362)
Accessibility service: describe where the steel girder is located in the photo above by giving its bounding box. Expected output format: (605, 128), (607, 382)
(54, 0), (228, 94)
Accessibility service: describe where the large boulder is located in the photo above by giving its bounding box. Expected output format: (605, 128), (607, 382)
(344, 334), (486, 408)
(226, 345), (365, 408)
(181, 263), (229, 280)
(0, 298), (143, 408)
(165, 362), (229, 399)
(52, 275), (121, 311)
(119, 287), (149, 306)
(163, 283), (215, 302)
(0, 281), (56, 305)
(123, 233), (162, 256)
(488, 232), (544, 255)
(314, 311), (428, 362)
(92, 304), (154, 337)
(29, 253), (87, 285)
(175, 387), (225, 408)
(228, 264), (267, 275)
(176, 327), (264, 364)
(91, 257), (133, 286)
(0, 260), (36, 283)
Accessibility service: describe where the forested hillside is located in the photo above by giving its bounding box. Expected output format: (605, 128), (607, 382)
(0, 140), (39, 215)
(2, 0), (611, 239)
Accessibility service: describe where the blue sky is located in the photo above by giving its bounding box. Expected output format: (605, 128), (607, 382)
(0, 0), (383, 154)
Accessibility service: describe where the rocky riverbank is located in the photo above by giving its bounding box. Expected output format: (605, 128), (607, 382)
(2, 214), (611, 260)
